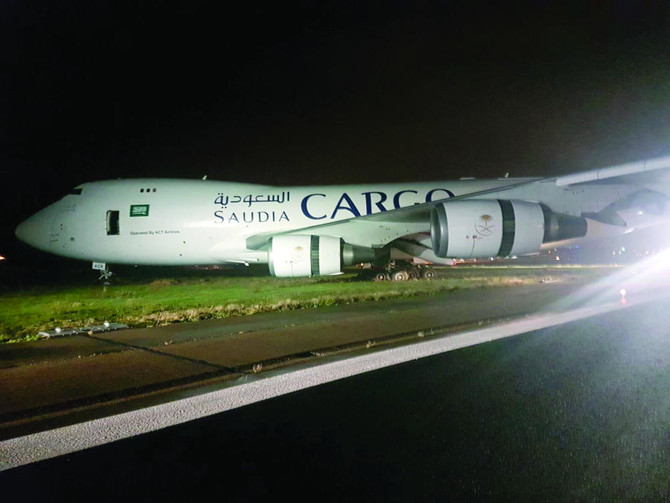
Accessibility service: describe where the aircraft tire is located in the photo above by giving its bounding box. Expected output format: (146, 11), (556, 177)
(422, 270), (436, 280)
(392, 270), (410, 282)
(374, 271), (390, 281)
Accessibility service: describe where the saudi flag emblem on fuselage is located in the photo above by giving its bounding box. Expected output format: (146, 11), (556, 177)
(130, 204), (150, 217)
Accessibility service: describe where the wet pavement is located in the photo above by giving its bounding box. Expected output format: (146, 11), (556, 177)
(3, 292), (670, 500)
(0, 277), (631, 438)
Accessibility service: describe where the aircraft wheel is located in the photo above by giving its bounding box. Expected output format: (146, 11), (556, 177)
(374, 271), (390, 281)
(422, 270), (436, 280)
(392, 270), (410, 282)
(407, 268), (420, 280)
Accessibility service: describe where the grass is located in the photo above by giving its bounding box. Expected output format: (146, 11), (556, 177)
(0, 266), (616, 343)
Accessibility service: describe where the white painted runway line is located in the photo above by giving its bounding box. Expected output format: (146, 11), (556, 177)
(0, 299), (637, 471)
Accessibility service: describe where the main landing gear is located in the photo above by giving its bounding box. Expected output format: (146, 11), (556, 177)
(369, 262), (437, 281)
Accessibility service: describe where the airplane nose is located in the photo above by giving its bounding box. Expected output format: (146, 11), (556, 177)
(15, 209), (53, 252)
(15, 217), (38, 247)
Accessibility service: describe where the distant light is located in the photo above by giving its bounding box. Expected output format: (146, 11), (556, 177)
(0, 255), (5, 261)
(103, 321), (110, 328)
(555, 256), (560, 261)
(620, 289), (627, 305)
(55, 327), (62, 333)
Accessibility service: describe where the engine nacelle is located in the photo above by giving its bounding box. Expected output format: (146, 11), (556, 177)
(268, 235), (380, 277)
(268, 235), (343, 277)
(430, 200), (587, 259)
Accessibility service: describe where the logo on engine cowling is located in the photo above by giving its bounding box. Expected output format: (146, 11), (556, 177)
(475, 214), (495, 236)
(292, 245), (305, 261)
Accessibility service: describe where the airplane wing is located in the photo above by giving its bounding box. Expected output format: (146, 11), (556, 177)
(247, 155), (670, 277)
(248, 155), (670, 251)
(246, 177), (536, 250)
(554, 156), (670, 186)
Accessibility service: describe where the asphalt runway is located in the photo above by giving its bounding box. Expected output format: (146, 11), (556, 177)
(2, 294), (670, 500)
(0, 277), (618, 439)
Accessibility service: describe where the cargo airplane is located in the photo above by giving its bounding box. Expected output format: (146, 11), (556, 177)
(15, 156), (670, 279)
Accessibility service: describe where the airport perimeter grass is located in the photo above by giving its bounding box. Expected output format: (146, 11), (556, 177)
(0, 266), (615, 343)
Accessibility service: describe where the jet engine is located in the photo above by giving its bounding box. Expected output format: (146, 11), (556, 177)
(268, 235), (377, 277)
(430, 200), (587, 259)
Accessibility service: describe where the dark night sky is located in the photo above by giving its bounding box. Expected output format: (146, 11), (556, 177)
(2, 1), (670, 257)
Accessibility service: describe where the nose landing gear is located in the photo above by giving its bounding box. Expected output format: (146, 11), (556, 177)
(92, 262), (113, 284)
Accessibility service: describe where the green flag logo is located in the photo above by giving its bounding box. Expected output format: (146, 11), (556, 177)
(130, 204), (150, 217)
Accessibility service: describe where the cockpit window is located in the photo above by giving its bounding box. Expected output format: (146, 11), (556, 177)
(69, 188), (83, 195)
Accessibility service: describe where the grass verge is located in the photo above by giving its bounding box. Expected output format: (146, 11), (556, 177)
(0, 266), (616, 343)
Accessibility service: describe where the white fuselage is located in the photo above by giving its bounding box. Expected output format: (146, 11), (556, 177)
(16, 178), (519, 265)
(17, 156), (670, 272)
